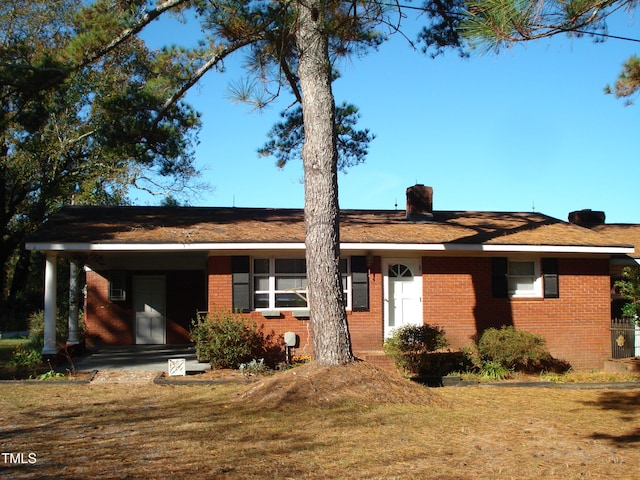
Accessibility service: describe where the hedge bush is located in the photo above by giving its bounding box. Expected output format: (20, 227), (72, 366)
(190, 310), (263, 369)
(384, 324), (449, 375)
(476, 326), (558, 373)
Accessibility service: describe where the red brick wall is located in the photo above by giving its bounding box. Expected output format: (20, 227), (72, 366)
(206, 255), (385, 360)
(207, 254), (611, 369)
(85, 269), (205, 346)
(86, 253), (610, 369)
(347, 256), (384, 354)
(207, 256), (312, 358)
(207, 256), (232, 309)
(85, 270), (133, 345)
(423, 256), (611, 370)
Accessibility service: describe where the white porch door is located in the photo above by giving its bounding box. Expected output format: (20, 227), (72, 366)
(384, 259), (423, 338)
(133, 276), (166, 345)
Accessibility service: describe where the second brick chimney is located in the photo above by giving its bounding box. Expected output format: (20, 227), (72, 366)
(568, 209), (605, 228)
(406, 184), (433, 222)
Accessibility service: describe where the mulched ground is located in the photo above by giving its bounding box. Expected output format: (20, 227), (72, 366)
(238, 360), (447, 407)
(2, 363), (640, 479)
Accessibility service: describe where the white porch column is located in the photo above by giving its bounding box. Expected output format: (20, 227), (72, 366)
(42, 253), (58, 355)
(67, 260), (81, 345)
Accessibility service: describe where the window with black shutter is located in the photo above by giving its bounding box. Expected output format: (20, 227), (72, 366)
(231, 256), (251, 312)
(541, 258), (559, 298)
(235, 255), (369, 312)
(351, 256), (369, 311)
(491, 257), (509, 298)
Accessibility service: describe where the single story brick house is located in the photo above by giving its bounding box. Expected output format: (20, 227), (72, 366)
(26, 186), (635, 370)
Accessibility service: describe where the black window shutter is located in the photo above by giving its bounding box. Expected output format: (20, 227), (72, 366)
(492, 257), (508, 298)
(231, 256), (251, 312)
(542, 258), (559, 298)
(351, 256), (369, 311)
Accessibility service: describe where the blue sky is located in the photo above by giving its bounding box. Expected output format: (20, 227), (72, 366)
(137, 9), (640, 224)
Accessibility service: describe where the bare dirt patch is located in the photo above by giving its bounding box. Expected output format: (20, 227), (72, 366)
(238, 360), (446, 407)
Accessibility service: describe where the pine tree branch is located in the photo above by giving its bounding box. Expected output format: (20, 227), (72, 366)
(155, 39), (255, 123)
(77, 0), (190, 70)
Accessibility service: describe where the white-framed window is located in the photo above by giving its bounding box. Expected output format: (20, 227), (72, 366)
(252, 258), (351, 310)
(507, 259), (542, 298)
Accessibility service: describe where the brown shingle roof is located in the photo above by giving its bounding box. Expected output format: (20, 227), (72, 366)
(592, 224), (640, 258)
(26, 206), (631, 250)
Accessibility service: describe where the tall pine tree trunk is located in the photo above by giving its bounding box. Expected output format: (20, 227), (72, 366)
(295, 0), (354, 366)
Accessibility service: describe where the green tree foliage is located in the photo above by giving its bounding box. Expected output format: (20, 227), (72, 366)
(258, 103), (374, 172)
(614, 266), (640, 319)
(605, 55), (640, 105)
(460, 0), (628, 47)
(0, 0), (201, 327)
(458, 0), (640, 103)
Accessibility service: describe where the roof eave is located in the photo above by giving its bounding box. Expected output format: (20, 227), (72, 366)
(25, 241), (635, 255)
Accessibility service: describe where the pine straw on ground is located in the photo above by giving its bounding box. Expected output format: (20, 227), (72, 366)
(237, 359), (446, 408)
(2, 369), (640, 479)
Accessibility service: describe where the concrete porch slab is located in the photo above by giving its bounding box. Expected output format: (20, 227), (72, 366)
(70, 345), (211, 373)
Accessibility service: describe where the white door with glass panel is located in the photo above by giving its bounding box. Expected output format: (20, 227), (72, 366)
(384, 259), (423, 338)
(133, 275), (166, 344)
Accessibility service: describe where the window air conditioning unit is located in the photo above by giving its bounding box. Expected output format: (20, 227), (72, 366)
(109, 288), (126, 301)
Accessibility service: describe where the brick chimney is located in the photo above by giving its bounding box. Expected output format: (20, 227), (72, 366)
(406, 184), (433, 222)
(568, 209), (605, 228)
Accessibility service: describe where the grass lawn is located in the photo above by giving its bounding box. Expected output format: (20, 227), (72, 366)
(1, 363), (639, 479)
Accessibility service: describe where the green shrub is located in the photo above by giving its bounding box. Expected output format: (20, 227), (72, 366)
(25, 310), (74, 351)
(479, 360), (511, 380)
(8, 310), (71, 372)
(384, 324), (449, 375)
(476, 326), (553, 373)
(190, 312), (214, 363)
(9, 342), (43, 371)
(190, 310), (263, 369)
(36, 360), (66, 381)
(419, 351), (474, 377)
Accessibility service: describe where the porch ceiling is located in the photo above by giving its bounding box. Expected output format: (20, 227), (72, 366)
(80, 251), (209, 271)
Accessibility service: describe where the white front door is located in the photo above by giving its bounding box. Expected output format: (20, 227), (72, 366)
(133, 276), (166, 345)
(384, 259), (423, 338)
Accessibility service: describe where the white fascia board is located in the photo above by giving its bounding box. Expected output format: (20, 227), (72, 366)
(340, 243), (635, 255)
(26, 241), (634, 255)
(25, 242), (307, 252)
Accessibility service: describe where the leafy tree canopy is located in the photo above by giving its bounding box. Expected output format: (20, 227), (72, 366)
(0, 0), (202, 326)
